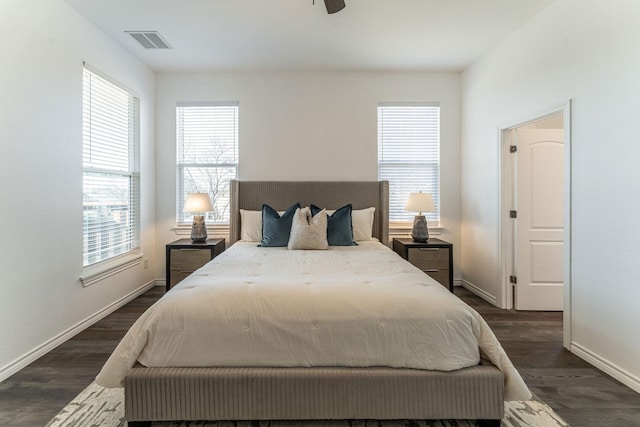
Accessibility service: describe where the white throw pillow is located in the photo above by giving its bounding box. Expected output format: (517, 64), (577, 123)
(352, 207), (376, 241)
(287, 207), (329, 250)
(240, 209), (262, 242)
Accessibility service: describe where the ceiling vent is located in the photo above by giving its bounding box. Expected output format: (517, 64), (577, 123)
(324, 0), (346, 14)
(126, 31), (172, 49)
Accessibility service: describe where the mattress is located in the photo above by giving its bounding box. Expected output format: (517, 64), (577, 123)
(96, 241), (530, 401)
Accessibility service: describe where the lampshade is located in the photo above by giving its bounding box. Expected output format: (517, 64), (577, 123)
(183, 193), (213, 213)
(405, 192), (435, 214)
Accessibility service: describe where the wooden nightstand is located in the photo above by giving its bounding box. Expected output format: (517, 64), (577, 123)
(165, 238), (225, 292)
(393, 237), (454, 292)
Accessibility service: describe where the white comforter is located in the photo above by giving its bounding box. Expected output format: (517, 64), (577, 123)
(96, 241), (531, 401)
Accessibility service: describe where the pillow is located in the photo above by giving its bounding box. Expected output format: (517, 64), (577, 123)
(240, 209), (262, 242)
(260, 203), (300, 247)
(240, 209), (289, 241)
(287, 207), (329, 250)
(352, 207), (376, 241)
(310, 204), (355, 246)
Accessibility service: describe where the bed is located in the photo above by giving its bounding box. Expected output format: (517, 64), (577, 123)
(95, 180), (530, 427)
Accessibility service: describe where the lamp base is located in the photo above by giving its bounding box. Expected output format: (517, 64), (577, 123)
(190, 215), (208, 243)
(411, 215), (429, 243)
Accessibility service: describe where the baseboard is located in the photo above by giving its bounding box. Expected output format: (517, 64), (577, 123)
(0, 279), (158, 383)
(460, 279), (498, 306)
(571, 341), (640, 394)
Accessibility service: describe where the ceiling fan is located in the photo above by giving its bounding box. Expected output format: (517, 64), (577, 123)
(314, 0), (346, 14)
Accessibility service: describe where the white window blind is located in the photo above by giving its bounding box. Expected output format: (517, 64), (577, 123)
(378, 103), (440, 224)
(83, 67), (140, 267)
(176, 103), (239, 224)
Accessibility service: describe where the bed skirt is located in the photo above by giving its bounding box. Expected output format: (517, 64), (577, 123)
(124, 364), (504, 423)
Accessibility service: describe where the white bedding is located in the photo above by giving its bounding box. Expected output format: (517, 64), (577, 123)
(96, 241), (531, 401)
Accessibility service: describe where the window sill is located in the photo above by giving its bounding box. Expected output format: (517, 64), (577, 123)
(172, 223), (230, 237)
(390, 221), (442, 236)
(80, 250), (143, 287)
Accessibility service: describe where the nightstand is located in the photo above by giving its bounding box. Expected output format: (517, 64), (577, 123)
(165, 238), (225, 292)
(393, 237), (454, 292)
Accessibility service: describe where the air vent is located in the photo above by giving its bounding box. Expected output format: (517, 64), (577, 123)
(126, 31), (172, 49)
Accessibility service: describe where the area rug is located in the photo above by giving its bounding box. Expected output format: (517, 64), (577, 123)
(46, 382), (569, 427)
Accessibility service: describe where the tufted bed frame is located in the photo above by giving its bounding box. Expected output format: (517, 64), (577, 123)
(124, 181), (504, 427)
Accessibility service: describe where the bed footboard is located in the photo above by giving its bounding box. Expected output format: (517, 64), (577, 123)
(124, 365), (504, 423)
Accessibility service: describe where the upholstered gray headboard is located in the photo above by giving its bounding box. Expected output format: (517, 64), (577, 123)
(229, 180), (389, 246)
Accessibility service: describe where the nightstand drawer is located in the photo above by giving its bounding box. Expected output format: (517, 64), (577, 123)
(422, 269), (450, 288)
(170, 248), (212, 271)
(169, 270), (193, 288)
(165, 238), (225, 292)
(407, 247), (449, 270)
(393, 237), (454, 292)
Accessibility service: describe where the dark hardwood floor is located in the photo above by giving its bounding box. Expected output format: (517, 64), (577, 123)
(1, 286), (639, 426)
(461, 289), (640, 426)
(0, 288), (162, 427)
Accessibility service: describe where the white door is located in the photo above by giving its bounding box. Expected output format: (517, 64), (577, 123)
(514, 129), (564, 311)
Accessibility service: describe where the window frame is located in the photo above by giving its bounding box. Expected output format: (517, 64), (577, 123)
(81, 65), (141, 279)
(175, 102), (239, 226)
(377, 102), (441, 229)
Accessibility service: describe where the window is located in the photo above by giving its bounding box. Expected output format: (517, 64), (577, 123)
(176, 103), (239, 224)
(377, 103), (440, 224)
(82, 67), (140, 267)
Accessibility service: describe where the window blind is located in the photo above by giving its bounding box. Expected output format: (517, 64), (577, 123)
(377, 104), (440, 223)
(83, 67), (140, 267)
(176, 103), (239, 224)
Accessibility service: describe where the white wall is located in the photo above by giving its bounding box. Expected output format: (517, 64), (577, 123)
(0, 0), (156, 380)
(155, 72), (461, 279)
(461, 0), (640, 391)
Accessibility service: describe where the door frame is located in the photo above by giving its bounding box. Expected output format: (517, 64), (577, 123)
(498, 100), (572, 349)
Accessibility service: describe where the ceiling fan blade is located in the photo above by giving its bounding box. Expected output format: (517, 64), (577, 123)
(324, 0), (346, 14)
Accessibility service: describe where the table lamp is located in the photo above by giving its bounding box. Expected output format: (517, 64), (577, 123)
(183, 193), (214, 243)
(405, 192), (435, 243)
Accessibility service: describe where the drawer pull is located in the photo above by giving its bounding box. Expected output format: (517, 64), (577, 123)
(426, 269), (440, 273)
(419, 248), (439, 251)
(178, 248), (203, 251)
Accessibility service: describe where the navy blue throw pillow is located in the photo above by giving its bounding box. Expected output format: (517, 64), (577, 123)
(310, 204), (355, 246)
(260, 203), (300, 247)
